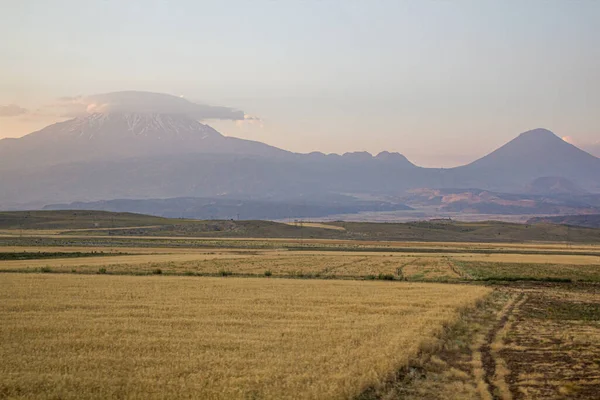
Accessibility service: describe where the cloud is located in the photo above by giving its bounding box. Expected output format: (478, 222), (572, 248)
(0, 104), (28, 117)
(53, 91), (247, 121)
(561, 136), (575, 144)
(235, 114), (264, 128)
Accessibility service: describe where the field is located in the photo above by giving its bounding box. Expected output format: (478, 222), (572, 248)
(1, 246), (599, 283)
(0, 274), (489, 399)
(5, 210), (600, 243)
(1, 211), (599, 399)
(372, 284), (600, 400)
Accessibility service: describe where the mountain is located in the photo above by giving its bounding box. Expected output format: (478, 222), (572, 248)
(585, 143), (600, 158)
(0, 112), (288, 171)
(450, 129), (600, 192)
(1, 122), (599, 209)
(0, 151), (421, 207)
(1, 91), (600, 212)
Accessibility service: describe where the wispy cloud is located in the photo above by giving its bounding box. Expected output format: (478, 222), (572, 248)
(53, 91), (248, 121)
(561, 136), (575, 144)
(235, 114), (264, 128)
(0, 104), (28, 117)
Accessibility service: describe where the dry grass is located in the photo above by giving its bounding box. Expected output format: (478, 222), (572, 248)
(2, 245), (599, 283)
(0, 251), (463, 280)
(371, 290), (514, 400)
(399, 257), (461, 281)
(0, 252), (253, 272)
(0, 274), (490, 399)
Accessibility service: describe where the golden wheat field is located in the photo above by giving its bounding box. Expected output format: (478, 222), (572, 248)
(2, 246), (599, 282)
(0, 274), (490, 399)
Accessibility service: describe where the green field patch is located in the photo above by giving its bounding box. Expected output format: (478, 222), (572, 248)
(524, 298), (600, 321)
(455, 260), (600, 282)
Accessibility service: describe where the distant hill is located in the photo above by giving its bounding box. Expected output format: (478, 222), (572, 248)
(0, 210), (171, 230)
(526, 176), (587, 195)
(528, 214), (600, 229)
(43, 196), (413, 220)
(400, 188), (599, 215)
(3, 210), (600, 243)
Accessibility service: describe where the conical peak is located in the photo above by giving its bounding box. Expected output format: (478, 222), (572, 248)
(517, 128), (559, 140)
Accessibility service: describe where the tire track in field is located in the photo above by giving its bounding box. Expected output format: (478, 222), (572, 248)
(317, 257), (370, 276)
(448, 258), (473, 280)
(479, 292), (525, 400)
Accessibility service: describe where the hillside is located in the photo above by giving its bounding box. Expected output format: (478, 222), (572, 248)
(0, 112), (288, 171)
(0, 210), (175, 230)
(43, 196), (413, 220)
(399, 188), (600, 215)
(3, 210), (600, 243)
(451, 129), (600, 192)
(528, 214), (600, 229)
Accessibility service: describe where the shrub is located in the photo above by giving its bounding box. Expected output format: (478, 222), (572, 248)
(98, 268), (107, 274)
(40, 266), (52, 273)
(378, 273), (395, 281)
(218, 270), (233, 277)
(264, 270), (272, 277)
(152, 268), (162, 275)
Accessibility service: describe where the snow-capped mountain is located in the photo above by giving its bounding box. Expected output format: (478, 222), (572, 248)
(0, 111), (288, 171)
(58, 112), (219, 140)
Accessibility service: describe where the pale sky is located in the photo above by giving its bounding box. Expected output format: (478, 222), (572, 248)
(1, 0), (599, 167)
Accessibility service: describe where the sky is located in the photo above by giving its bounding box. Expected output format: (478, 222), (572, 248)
(1, 0), (599, 167)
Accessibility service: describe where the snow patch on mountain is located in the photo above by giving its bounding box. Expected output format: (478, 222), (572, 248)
(61, 113), (221, 141)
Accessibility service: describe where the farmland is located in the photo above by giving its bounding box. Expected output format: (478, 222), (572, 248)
(5, 210), (600, 243)
(0, 210), (599, 399)
(0, 274), (489, 399)
(1, 246), (599, 283)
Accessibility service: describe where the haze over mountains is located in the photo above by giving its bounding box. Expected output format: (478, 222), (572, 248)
(2, 92), (600, 219)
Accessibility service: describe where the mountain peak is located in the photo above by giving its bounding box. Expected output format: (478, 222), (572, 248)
(517, 128), (559, 140)
(460, 127), (600, 192)
(68, 112), (220, 140)
(342, 151), (373, 161)
(375, 151), (413, 165)
(23, 112), (223, 143)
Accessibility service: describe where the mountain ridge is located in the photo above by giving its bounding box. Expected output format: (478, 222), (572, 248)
(1, 92), (599, 208)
